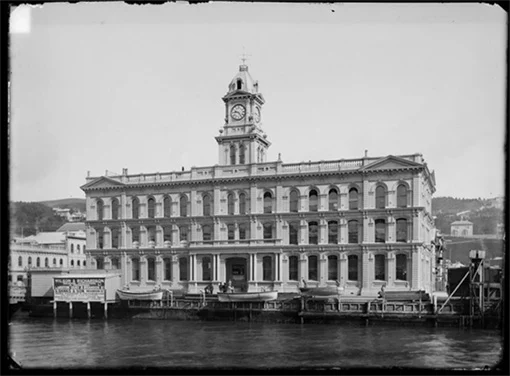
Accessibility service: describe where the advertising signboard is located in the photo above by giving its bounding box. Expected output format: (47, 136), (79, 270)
(53, 277), (105, 302)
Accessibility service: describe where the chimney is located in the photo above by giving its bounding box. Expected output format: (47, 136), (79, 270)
(87, 171), (90, 178)
(364, 150), (368, 157)
(122, 168), (128, 176)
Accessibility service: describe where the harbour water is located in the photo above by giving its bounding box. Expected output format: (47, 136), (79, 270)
(8, 316), (504, 370)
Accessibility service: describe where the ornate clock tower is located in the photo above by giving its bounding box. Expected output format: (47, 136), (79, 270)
(215, 63), (271, 166)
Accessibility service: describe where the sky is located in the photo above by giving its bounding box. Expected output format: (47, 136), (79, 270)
(8, 2), (507, 202)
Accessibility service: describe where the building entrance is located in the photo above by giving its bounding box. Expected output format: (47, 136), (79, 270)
(226, 257), (247, 292)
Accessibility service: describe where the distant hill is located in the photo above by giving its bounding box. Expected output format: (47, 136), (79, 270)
(10, 201), (68, 237)
(39, 198), (86, 213)
(432, 196), (504, 235)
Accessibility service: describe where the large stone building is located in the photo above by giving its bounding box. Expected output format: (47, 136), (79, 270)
(81, 63), (437, 296)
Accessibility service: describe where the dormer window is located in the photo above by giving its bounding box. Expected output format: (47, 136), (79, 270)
(236, 79), (243, 90)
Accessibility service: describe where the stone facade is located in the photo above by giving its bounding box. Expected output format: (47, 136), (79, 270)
(81, 64), (437, 297)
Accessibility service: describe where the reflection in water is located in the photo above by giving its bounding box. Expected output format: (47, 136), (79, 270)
(9, 317), (503, 370)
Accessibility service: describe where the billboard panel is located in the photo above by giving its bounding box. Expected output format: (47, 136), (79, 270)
(53, 277), (105, 302)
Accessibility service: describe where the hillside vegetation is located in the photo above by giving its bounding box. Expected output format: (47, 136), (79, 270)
(39, 198), (86, 213)
(10, 202), (68, 237)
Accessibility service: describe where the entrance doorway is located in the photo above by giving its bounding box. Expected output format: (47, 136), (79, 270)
(226, 257), (247, 292)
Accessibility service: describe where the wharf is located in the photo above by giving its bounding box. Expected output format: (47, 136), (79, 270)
(123, 294), (502, 329)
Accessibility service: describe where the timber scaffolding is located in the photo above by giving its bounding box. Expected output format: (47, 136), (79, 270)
(124, 288), (502, 328)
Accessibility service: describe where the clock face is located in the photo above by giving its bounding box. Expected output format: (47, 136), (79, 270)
(254, 107), (261, 123)
(231, 104), (246, 120)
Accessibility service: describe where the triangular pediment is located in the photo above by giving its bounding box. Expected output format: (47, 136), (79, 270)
(80, 176), (125, 191)
(360, 155), (423, 171)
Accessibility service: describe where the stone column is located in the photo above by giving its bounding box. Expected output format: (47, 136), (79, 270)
(121, 192), (128, 220)
(299, 254), (307, 282)
(362, 179), (370, 210)
(318, 193), (327, 212)
(363, 215), (371, 243)
(172, 255), (179, 285)
(121, 252), (128, 286)
(413, 211), (420, 242)
(250, 184), (258, 214)
(412, 176), (421, 207)
(139, 195), (148, 219)
(362, 249), (370, 292)
(319, 253), (327, 286)
(387, 252), (395, 287)
(339, 220), (347, 244)
(319, 219), (327, 244)
(140, 256), (147, 285)
(156, 256), (163, 285)
(411, 247), (420, 290)
(214, 186), (221, 215)
(275, 184), (283, 213)
(339, 253), (347, 286)
(154, 194), (164, 218)
(103, 197), (112, 220)
(300, 220), (308, 245)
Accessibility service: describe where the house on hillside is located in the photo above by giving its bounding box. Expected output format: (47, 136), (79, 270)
(450, 220), (473, 237)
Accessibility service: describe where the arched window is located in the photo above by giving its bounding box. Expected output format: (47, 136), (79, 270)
(308, 221), (318, 245)
(77, 244), (81, 252)
(111, 228), (120, 249)
(131, 226), (140, 244)
(111, 198), (119, 219)
(328, 221), (338, 244)
(77, 260), (80, 267)
(348, 255), (358, 281)
(230, 144), (236, 165)
(309, 189), (318, 212)
(397, 185), (407, 208)
(328, 189), (338, 211)
(236, 79), (242, 90)
(289, 256), (298, 281)
(164, 258), (172, 281)
(60, 259), (63, 266)
(289, 190), (299, 212)
(131, 258), (140, 281)
(238, 223), (248, 240)
(111, 258), (119, 269)
(374, 255), (386, 280)
(179, 257), (188, 281)
(348, 220), (359, 243)
(308, 255), (318, 281)
(164, 196), (171, 218)
(36, 257), (40, 267)
(227, 224), (235, 240)
(132, 197), (139, 219)
(239, 144), (245, 164)
(263, 222), (273, 240)
(239, 193), (246, 214)
(97, 199), (104, 220)
(179, 225), (189, 242)
(227, 194), (235, 215)
(18, 256), (22, 267)
(147, 226), (156, 243)
(202, 257), (212, 281)
(202, 194), (211, 216)
(349, 188), (359, 210)
(147, 197), (155, 218)
(263, 192), (273, 213)
(375, 186), (386, 209)
(53, 258), (56, 266)
(396, 218), (408, 242)
(263, 256), (272, 281)
(180, 196), (188, 217)
(71, 244), (74, 253)
(28, 256), (32, 266)
(163, 226), (172, 244)
(289, 221), (299, 245)
(70, 260), (74, 267)
(328, 255), (338, 281)
(147, 257), (156, 281)
(97, 229), (104, 249)
(396, 254), (407, 281)
(375, 219), (386, 243)
(202, 224), (213, 242)
(45, 258), (49, 267)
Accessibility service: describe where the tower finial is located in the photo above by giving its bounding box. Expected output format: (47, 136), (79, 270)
(240, 46), (251, 66)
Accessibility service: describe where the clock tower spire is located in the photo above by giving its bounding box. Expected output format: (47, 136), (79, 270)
(215, 62), (270, 166)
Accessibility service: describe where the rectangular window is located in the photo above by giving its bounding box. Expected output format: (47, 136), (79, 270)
(202, 257), (212, 281)
(375, 220), (386, 243)
(396, 254), (407, 281)
(164, 259), (172, 281)
(179, 226), (188, 242)
(228, 224), (235, 240)
(289, 222), (299, 245)
(348, 221), (358, 243)
(308, 255), (318, 281)
(308, 222), (318, 245)
(263, 223), (272, 240)
(289, 256), (298, 281)
(374, 254), (385, 280)
(396, 219), (408, 242)
(131, 258), (140, 281)
(328, 221), (338, 244)
(179, 258), (188, 281)
(348, 255), (358, 281)
(239, 223), (247, 240)
(147, 258), (156, 281)
(263, 256), (272, 281)
(328, 255), (338, 281)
